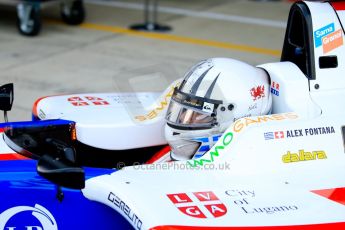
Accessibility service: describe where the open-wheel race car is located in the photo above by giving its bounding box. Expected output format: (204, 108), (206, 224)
(1, 1), (345, 229)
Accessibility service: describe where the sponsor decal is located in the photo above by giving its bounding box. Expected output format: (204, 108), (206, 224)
(84, 96), (110, 105)
(167, 191), (227, 218)
(282, 150), (327, 163)
(0, 204), (57, 230)
(187, 132), (233, 167)
(271, 81), (280, 96)
(322, 29), (343, 53)
(67, 96), (89, 106)
(314, 23), (335, 47)
(189, 113), (299, 167)
(67, 96), (109, 106)
(225, 189), (298, 215)
(264, 126), (335, 140)
(135, 85), (175, 122)
(225, 189), (255, 198)
(314, 23), (343, 53)
(189, 113), (298, 167)
(250, 85), (265, 101)
(234, 112), (298, 133)
(108, 192), (142, 230)
(202, 102), (214, 113)
(241, 205), (298, 214)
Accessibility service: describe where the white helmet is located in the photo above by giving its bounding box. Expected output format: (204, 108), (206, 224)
(165, 58), (272, 160)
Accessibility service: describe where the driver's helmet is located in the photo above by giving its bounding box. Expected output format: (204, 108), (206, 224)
(165, 58), (272, 160)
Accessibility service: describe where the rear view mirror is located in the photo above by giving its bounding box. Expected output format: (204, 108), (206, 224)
(0, 83), (14, 112)
(3, 119), (84, 189)
(3, 119), (77, 160)
(37, 154), (85, 189)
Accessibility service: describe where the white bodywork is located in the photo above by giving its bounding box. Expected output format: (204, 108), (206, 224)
(83, 111), (345, 229)
(81, 1), (345, 229)
(34, 80), (180, 150)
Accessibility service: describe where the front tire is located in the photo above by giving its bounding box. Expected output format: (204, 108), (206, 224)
(61, 0), (85, 25)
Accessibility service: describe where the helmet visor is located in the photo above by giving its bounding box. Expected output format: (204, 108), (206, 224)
(165, 88), (221, 129)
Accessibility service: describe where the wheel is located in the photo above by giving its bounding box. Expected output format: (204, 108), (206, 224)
(61, 0), (85, 25)
(16, 3), (41, 36)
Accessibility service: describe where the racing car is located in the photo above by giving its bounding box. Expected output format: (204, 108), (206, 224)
(1, 0), (345, 229)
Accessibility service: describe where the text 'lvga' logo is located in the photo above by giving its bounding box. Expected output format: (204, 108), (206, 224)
(167, 191), (227, 218)
(67, 96), (109, 106)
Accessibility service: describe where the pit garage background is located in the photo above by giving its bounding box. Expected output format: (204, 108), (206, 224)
(0, 0), (293, 121)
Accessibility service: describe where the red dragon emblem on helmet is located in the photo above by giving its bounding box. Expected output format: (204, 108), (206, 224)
(250, 85), (265, 101)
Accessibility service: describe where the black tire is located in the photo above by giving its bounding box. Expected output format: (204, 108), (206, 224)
(16, 4), (41, 36)
(61, 0), (85, 25)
